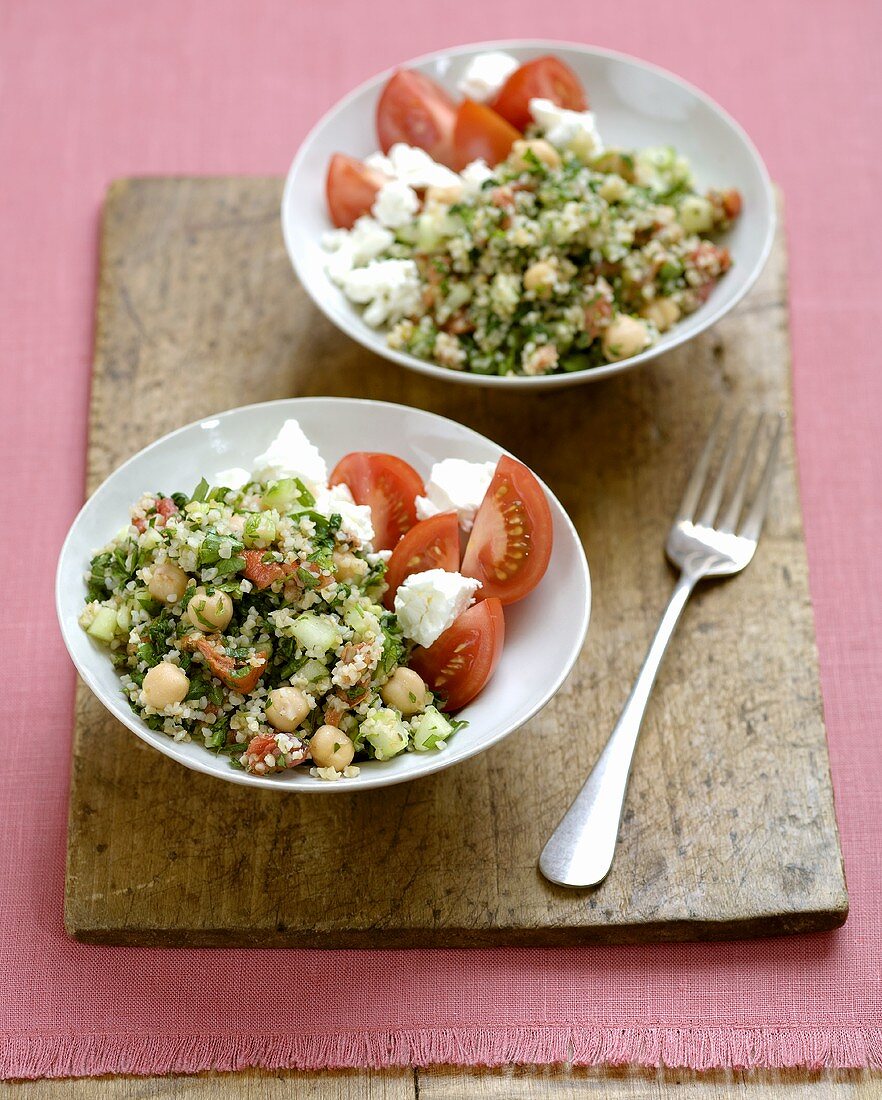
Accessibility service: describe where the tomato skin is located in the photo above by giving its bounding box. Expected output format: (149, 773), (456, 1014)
(195, 637), (267, 694)
(326, 153), (388, 229)
(409, 598), (505, 712)
(461, 455), (553, 605)
(376, 69), (458, 167)
(382, 512), (460, 610)
(452, 99), (521, 169)
(329, 452), (424, 552)
(491, 56), (587, 131)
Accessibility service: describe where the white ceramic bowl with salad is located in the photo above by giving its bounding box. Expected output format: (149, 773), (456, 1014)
(282, 40), (775, 389)
(56, 398), (590, 792)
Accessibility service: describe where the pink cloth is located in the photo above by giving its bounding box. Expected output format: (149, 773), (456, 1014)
(2, 0), (881, 1080)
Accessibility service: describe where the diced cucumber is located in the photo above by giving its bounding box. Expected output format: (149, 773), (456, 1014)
(299, 658), (330, 684)
(115, 605), (131, 633)
(87, 606), (120, 644)
(290, 613), (341, 657)
(360, 707), (409, 760)
(243, 511), (278, 548)
(410, 706), (454, 752)
(261, 478), (313, 513)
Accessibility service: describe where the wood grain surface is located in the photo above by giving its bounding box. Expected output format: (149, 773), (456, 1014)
(64, 178), (847, 946)
(4, 1067), (882, 1098)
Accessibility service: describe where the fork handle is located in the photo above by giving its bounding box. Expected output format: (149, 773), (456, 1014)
(539, 573), (697, 888)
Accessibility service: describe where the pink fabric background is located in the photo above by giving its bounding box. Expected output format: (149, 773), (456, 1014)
(2, 0), (881, 1079)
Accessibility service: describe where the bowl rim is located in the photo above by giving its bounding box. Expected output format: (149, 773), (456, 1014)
(281, 37), (777, 388)
(56, 396), (592, 793)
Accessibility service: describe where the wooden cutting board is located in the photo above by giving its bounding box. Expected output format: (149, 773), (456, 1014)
(64, 178), (848, 946)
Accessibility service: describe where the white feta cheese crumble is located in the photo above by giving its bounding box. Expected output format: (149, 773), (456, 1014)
(378, 143), (461, 189)
(372, 178), (420, 228)
(214, 466), (251, 490)
(459, 158), (496, 196)
(314, 482), (375, 548)
(393, 569), (481, 649)
(456, 51), (518, 102)
(323, 215), (394, 282)
(251, 419), (328, 496)
(339, 258), (421, 327)
(529, 97), (603, 158)
(415, 458), (497, 532)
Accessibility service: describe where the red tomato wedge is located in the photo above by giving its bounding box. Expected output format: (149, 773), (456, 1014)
(491, 56), (587, 132)
(452, 100), (521, 170)
(409, 598), (505, 712)
(382, 512), (460, 610)
(195, 637), (267, 695)
(330, 452), (424, 552)
(376, 69), (458, 167)
(461, 455), (553, 605)
(326, 153), (388, 229)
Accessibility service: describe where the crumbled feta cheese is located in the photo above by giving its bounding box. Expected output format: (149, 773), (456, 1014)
(529, 97), (603, 158)
(251, 419), (328, 495)
(415, 458), (497, 532)
(314, 483), (375, 548)
(339, 259), (421, 327)
(459, 158), (496, 196)
(457, 51), (518, 101)
(383, 143), (461, 189)
(372, 179), (420, 228)
(364, 150), (395, 176)
(393, 569), (481, 649)
(324, 215), (394, 282)
(214, 466), (251, 490)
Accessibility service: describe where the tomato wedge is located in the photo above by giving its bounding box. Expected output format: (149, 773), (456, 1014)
(330, 452), (424, 552)
(409, 598), (505, 712)
(452, 100), (521, 170)
(491, 56), (587, 132)
(376, 69), (458, 167)
(326, 153), (388, 229)
(461, 455), (553, 604)
(194, 637), (267, 695)
(382, 512), (460, 610)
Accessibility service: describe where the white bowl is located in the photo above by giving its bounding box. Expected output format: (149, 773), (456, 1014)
(282, 39), (775, 390)
(56, 398), (590, 792)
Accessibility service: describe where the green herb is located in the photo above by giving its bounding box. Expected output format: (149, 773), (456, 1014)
(191, 477), (210, 503)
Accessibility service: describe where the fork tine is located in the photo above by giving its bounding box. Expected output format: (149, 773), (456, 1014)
(739, 415), (784, 542)
(675, 406), (724, 523)
(698, 411), (743, 527)
(719, 413), (765, 532)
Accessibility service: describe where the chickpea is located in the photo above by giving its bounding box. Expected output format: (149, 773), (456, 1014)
(186, 587), (233, 632)
(148, 560), (189, 604)
(510, 138), (561, 171)
(601, 315), (652, 362)
(266, 686), (310, 733)
(599, 175), (627, 203)
(142, 662), (189, 708)
(309, 725), (355, 771)
(425, 183), (463, 205)
(641, 297), (681, 333)
(332, 549), (368, 583)
(678, 195), (714, 234)
(381, 667), (429, 717)
(523, 261), (556, 295)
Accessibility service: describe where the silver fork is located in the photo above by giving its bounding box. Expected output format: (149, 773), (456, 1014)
(539, 409), (784, 889)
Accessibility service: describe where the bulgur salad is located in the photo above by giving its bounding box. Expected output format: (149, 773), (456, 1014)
(322, 52), (741, 377)
(79, 421), (553, 781)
